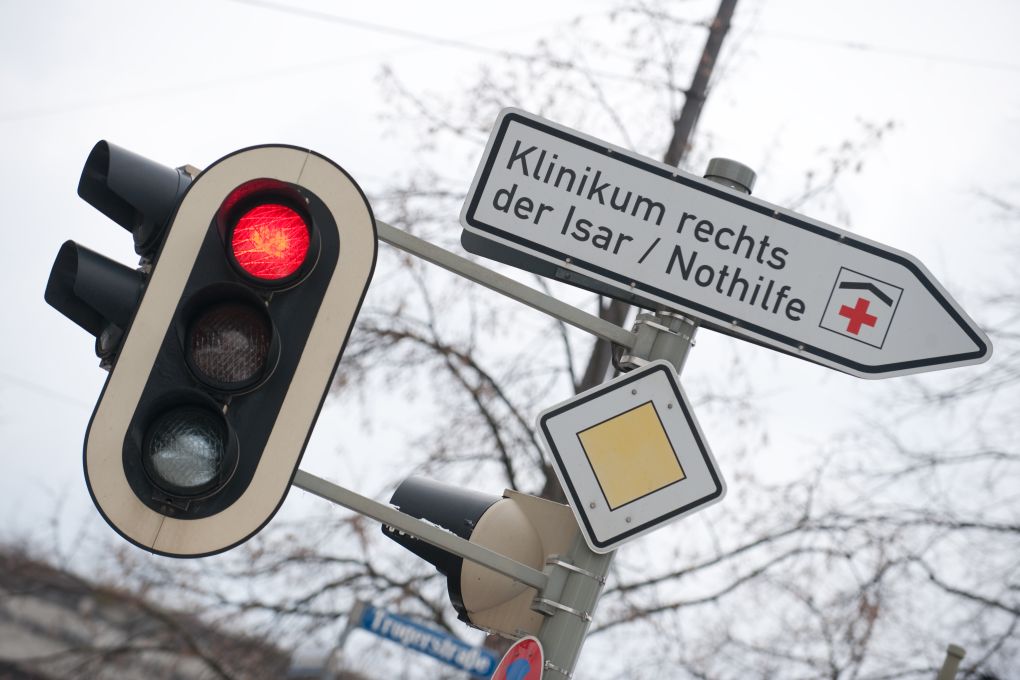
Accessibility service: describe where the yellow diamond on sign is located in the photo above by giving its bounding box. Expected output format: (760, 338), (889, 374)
(577, 402), (685, 510)
(539, 361), (725, 553)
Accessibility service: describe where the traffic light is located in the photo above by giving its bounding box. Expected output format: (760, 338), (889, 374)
(384, 477), (578, 637)
(46, 142), (377, 557)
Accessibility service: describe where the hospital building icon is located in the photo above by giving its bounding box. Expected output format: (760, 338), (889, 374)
(819, 267), (904, 349)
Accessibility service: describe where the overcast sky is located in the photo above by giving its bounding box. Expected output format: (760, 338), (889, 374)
(1, 0), (1018, 670)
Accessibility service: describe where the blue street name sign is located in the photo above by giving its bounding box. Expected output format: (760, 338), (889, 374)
(357, 604), (499, 677)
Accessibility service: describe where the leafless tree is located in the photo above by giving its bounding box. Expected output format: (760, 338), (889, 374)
(0, 548), (290, 680)
(19, 3), (1016, 679)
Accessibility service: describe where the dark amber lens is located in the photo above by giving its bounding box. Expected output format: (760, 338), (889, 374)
(187, 302), (271, 386)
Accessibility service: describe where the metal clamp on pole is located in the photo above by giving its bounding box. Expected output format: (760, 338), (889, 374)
(532, 598), (592, 622)
(615, 157), (755, 375)
(532, 554), (608, 620)
(532, 557), (570, 619)
(618, 310), (699, 374)
(545, 557), (607, 584)
(544, 660), (574, 679)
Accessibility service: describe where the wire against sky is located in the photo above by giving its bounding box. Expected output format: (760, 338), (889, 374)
(232, 0), (1020, 75)
(750, 27), (1020, 73)
(225, 0), (692, 91)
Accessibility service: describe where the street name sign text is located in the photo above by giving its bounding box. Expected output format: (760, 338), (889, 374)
(355, 604), (498, 677)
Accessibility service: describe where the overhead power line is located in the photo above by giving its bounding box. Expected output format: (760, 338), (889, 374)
(0, 370), (92, 410)
(225, 0), (691, 91)
(233, 0), (1020, 76)
(752, 27), (1020, 73)
(230, 0), (542, 57)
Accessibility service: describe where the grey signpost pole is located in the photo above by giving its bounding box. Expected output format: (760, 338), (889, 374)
(936, 644), (966, 680)
(534, 159), (756, 680)
(295, 158), (755, 679)
(533, 309), (701, 680)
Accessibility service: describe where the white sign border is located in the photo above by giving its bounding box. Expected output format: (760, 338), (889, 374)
(461, 108), (990, 379)
(537, 361), (725, 554)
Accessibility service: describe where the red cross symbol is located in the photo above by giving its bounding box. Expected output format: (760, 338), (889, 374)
(839, 297), (878, 335)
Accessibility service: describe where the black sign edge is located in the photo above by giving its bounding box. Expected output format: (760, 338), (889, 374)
(537, 363), (723, 551)
(464, 111), (990, 376)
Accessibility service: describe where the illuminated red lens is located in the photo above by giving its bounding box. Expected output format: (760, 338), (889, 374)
(231, 203), (310, 280)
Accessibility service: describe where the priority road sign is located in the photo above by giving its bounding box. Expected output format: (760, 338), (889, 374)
(460, 108), (991, 378)
(537, 361), (724, 554)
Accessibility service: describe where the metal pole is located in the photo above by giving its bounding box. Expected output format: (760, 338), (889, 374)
(664, 0), (739, 167)
(297, 161), (754, 675)
(936, 644), (966, 680)
(292, 469), (548, 591)
(535, 159), (756, 679)
(579, 0), (740, 389)
(376, 220), (637, 350)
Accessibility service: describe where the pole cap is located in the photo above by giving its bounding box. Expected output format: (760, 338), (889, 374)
(946, 644), (966, 659)
(704, 157), (756, 194)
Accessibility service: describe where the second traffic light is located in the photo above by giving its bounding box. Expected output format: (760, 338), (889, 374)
(384, 477), (579, 638)
(46, 143), (377, 557)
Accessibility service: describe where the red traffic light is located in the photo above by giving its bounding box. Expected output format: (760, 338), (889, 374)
(63, 144), (377, 558)
(230, 202), (311, 281)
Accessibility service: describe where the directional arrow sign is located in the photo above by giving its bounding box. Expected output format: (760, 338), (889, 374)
(460, 108), (991, 378)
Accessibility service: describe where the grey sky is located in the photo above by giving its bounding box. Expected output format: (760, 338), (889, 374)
(1, 3), (1017, 651)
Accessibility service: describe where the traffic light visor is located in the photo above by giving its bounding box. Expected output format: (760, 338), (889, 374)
(77, 141), (192, 256)
(45, 240), (143, 337)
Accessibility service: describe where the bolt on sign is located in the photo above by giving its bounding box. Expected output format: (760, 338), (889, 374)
(461, 108), (992, 378)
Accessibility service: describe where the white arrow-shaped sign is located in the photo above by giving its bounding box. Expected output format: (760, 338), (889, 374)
(461, 108), (991, 378)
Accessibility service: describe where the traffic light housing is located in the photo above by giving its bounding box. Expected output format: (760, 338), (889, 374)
(384, 477), (578, 638)
(46, 142), (376, 557)
(47, 142), (194, 365)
